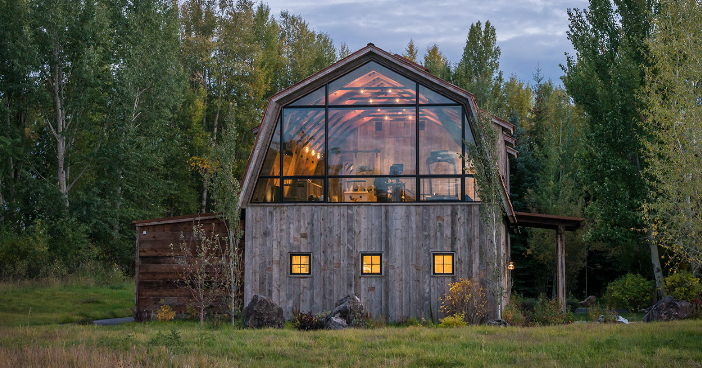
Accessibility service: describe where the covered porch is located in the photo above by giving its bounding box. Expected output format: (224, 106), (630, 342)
(511, 212), (585, 313)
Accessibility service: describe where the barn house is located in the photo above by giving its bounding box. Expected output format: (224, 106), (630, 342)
(135, 44), (583, 322)
(239, 44), (522, 322)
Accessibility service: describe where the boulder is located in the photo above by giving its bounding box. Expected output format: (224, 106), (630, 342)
(642, 296), (692, 323)
(324, 294), (369, 328)
(324, 316), (348, 330)
(579, 295), (596, 307)
(243, 294), (285, 328)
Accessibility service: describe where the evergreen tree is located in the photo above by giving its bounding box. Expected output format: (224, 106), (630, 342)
(423, 44), (452, 81)
(403, 39), (418, 63)
(455, 20), (504, 111)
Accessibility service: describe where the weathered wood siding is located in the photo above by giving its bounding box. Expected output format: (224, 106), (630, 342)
(244, 204), (507, 322)
(134, 214), (242, 319)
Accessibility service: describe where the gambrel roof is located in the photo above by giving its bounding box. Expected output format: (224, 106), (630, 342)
(239, 43), (516, 222)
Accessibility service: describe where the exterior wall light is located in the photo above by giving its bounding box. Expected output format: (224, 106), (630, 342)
(508, 262), (515, 270)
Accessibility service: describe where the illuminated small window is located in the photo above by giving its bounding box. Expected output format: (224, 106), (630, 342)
(290, 253), (311, 275)
(361, 253), (382, 275)
(433, 253), (454, 275)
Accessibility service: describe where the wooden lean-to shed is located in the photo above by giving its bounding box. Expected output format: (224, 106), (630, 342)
(133, 213), (240, 319)
(238, 44), (520, 322)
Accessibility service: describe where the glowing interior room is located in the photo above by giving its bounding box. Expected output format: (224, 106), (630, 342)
(251, 60), (480, 204)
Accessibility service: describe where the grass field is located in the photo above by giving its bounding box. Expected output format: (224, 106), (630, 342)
(0, 277), (134, 327)
(0, 278), (701, 367)
(1, 319), (701, 367)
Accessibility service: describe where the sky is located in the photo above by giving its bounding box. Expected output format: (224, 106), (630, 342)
(264, 0), (590, 86)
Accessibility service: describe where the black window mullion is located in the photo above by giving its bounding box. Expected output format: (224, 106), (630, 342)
(279, 113), (283, 202)
(415, 83), (420, 202)
(461, 107), (465, 202)
(324, 84), (329, 203)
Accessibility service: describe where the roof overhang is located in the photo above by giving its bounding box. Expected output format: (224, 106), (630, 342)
(511, 211), (584, 231)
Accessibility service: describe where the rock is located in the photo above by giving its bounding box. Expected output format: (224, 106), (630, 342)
(486, 319), (509, 327)
(243, 294), (285, 328)
(642, 296), (692, 323)
(616, 316), (629, 324)
(579, 295), (596, 307)
(324, 294), (369, 328)
(324, 316), (348, 330)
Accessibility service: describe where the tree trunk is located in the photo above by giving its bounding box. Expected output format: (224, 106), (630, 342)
(52, 43), (69, 211)
(0, 177), (4, 224)
(647, 229), (665, 300)
(200, 173), (209, 213)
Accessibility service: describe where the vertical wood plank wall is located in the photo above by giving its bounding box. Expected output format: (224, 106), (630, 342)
(244, 204), (507, 322)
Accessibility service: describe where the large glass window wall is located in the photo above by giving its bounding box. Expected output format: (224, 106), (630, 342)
(253, 61), (479, 203)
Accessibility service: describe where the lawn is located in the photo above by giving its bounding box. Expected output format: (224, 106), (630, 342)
(0, 278), (134, 327)
(0, 278), (700, 367)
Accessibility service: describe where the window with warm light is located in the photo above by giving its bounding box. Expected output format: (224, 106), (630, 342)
(290, 253), (311, 275)
(433, 253), (454, 275)
(361, 253), (382, 275)
(252, 61), (480, 203)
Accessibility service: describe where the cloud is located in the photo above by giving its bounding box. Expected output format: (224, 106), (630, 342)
(264, 0), (588, 84)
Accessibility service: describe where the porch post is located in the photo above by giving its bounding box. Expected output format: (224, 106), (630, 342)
(556, 225), (566, 313)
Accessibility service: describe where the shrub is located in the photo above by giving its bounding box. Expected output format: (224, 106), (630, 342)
(605, 274), (654, 312)
(439, 313), (467, 328)
(0, 222), (49, 278)
(156, 302), (176, 322)
(440, 278), (486, 324)
(664, 271), (701, 302)
(532, 294), (571, 326)
(293, 310), (324, 331)
(587, 305), (618, 323)
(503, 295), (526, 326)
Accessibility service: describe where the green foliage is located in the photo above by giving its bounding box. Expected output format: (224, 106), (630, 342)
(641, 0), (702, 272)
(423, 44), (452, 81)
(604, 274), (654, 311)
(563, 0), (658, 281)
(664, 271), (701, 302)
(0, 222), (49, 278)
(438, 313), (467, 328)
(503, 295), (526, 326)
(531, 295), (572, 326)
(0, 0), (339, 279)
(292, 310), (324, 331)
(587, 305), (618, 323)
(454, 20), (504, 110)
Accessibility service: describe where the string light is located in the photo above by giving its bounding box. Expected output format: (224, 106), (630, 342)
(317, 152), (320, 159)
(369, 99), (373, 103)
(395, 98), (399, 102)
(360, 89), (364, 93)
(305, 146), (309, 153)
(384, 116), (388, 120)
(388, 89), (392, 93)
(311, 149), (315, 155)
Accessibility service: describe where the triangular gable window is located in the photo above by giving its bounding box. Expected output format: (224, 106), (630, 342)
(251, 60), (481, 203)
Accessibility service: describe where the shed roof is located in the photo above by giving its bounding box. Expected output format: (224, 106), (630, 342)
(512, 212), (584, 231)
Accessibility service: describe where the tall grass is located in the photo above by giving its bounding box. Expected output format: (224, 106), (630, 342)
(0, 320), (700, 367)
